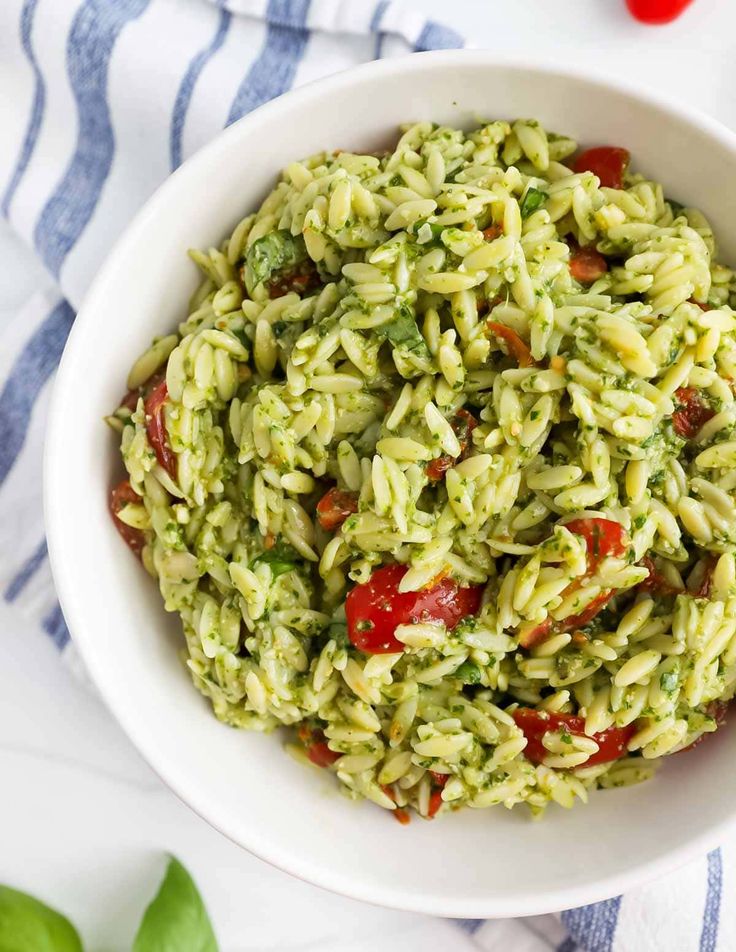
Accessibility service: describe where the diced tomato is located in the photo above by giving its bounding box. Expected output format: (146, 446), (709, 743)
(513, 708), (635, 767)
(345, 563), (483, 654)
(573, 146), (630, 189)
(486, 321), (534, 368)
(569, 244), (608, 284)
(672, 387), (715, 439)
(518, 617), (555, 650)
(109, 479), (146, 556)
(427, 789), (444, 819)
(626, 0), (693, 25)
(563, 590), (616, 630)
(564, 517), (628, 573)
(638, 555), (684, 596)
(144, 379), (177, 479)
(393, 808), (411, 825)
(268, 262), (320, 299)
(427, 408), (478, 482)
(429, 771), (448, 787)
(482, 224), (503, 241)
(316, 487), (359, 531)
(307, 740), (341, 768)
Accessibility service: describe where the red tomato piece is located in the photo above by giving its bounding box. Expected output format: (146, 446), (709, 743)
(393, 808), (411, 825)
(427, 789), (444, 819)
(513, 708), (635, 767)
(563, 590), (616, 630)
(307, 740), (340, 768)
(569, 244), (609, 284)
(564, 517), (627, 572)
(573, 146), (630, 189)
(268, 262), (320, 299)
(427, 408), (478, 482)
(144, 380), (177, 479)
(482, 224), (503, 241)
(316, 487), (359, 531)
(626, 0), (693, 24)
(486, 321), (534, 367)
(429, 771), (448, 787)
(109, 479), (146, 556)
(345, 563), (483, 654)
(638, 555), (684, 596)
(689, 557), (716, 599)
(672, 387), (715, 439)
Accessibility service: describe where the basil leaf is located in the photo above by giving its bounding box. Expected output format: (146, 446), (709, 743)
(0, 886), (83, 952)
(245, 230), (306, 287)
(133, 857), (218, 952)
(251, 541), (300, 578)
(519, 187), (547, 219)
(377, 303), (430, 359)
(454, 661), (482, 685)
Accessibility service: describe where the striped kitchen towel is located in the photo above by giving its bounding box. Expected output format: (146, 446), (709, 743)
(0, 1), (730, 949)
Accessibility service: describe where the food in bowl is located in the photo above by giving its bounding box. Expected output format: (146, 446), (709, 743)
(107, 117), (736, 821)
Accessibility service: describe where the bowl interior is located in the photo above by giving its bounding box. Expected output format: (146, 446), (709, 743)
(46, 53), (736, 917)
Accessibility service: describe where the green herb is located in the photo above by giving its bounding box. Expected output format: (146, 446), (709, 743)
(455, 661), (482, 684)
(519, 187), (547, 219)
(133, 857), (218, 952)
(560, 731), (572, 744)
(245, 230), (306, 287)
(660, 670), (679, 693)
(376, 302), (430, 359)
(251, 541), (300, 579)
(0, 886), (83, 952)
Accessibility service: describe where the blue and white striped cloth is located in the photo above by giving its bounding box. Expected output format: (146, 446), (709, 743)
(0, 1), (732, 948)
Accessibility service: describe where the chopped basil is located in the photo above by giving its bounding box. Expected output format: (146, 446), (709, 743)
(660, 670), (679, 693)
(376, 302), (431, 359)
(520, 186), (547, 219)
(251, 541), (300, 578)
(455, 660), (482, 684)
(245, 230), (307, 287)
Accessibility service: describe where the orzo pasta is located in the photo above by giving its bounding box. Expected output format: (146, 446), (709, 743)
(108, 119), (736, 819)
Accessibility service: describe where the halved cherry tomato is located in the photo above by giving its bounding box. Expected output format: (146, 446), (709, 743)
(486, 321), (534, 368)
(638, 555), (684, 596)
(316, 487), (359, 531)
(427, 408), (478, 482)
(144, 379), (177, 479)
(109, 479), (146, 556)
(573, 146), (630, 189)
(564, 517), (627, 572)
(626, 0), (693, 25)
(482, 224), (503, 241)
(513, 708), (635, 767)
(519, 519), (627, 648)
(672, 387), (714, 439)
(427, 789), (444, 819)
(345, 563), (483, 654)
(569, 244), (608, 284)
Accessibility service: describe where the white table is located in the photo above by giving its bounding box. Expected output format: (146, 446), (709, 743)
(3, 0), (736, 947)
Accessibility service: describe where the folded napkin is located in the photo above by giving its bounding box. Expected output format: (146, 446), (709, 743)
(0, 1), (729, 948)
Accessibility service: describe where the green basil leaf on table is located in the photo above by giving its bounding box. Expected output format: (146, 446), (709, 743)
(133, 857), (218, 952)
(0, 885), (83, 952)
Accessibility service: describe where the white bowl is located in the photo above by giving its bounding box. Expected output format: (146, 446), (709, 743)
(46, 51), (736, 918)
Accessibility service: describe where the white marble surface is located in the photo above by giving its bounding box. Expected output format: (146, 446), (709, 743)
(3, 0), (736, 947)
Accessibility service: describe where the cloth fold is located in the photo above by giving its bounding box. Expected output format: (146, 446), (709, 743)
(0, 1), (729, 948)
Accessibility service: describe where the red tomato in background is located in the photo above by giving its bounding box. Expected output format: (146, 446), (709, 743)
(513, 708), (635, 766)
(626, 0), (694, 24)
(573, 146), (630, 189)
(144, 379), (177, 479)
(316, 488), (359, 531)
(109, 479), (146, 556)
(345, 563), (483, 654)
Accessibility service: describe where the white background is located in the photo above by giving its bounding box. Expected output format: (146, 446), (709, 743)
(2, 0), (736, 948)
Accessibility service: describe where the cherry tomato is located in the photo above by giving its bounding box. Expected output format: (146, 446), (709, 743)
(626, 0), (693, 24)
(427, 408), (478, 482)
(482, 224), (503, 241)
(109, 479), (146, 556)
(573, 146), (630, 189)
(638, 555), (683, 596)
(427, 789), (444, 819)
(486, 321), (534, 367)
(316, 487), (359, 531)
(672, 387), (714, 439)
(345, 563), (483, 654)
(564, 517), (628, 572)
(513, 708), (635, 767)
(569, 244), (609, 284)
(144, 379), (177, 479)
